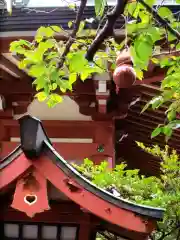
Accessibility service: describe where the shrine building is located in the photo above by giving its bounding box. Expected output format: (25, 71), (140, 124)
(0, 2), (179, 240)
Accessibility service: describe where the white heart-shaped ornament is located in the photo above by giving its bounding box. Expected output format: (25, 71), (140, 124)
(24, 194), (38, 205)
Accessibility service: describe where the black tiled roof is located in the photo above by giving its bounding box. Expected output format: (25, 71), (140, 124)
(0, 6), (124, 32)
(0, 5), (179, 32)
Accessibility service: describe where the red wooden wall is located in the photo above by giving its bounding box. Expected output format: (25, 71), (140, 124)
(0, 119), (114, 165)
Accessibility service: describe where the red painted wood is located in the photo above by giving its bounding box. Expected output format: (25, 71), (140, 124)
(0, 119), (114, 163)
(11, 168), (50, 217)
(0, 109), (13, 119)
(2, 204), (90, 224)
(0, 54), (29, 79)
(0, 142), (19, 159)
(0, 152), (157, 236)
(32, 154), (156, 234)
(78, 222), (93, 240)
(134, 73), (165, 85)
(0, 142), (113, 164)
(0, 79), (34, 95)
(0, 153), (31, 190)
(1, 119), (112, 140)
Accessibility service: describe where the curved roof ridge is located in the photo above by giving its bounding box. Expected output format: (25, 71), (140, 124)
(43, 139), (164, 220)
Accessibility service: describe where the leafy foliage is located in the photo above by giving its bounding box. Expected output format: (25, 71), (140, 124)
(74, 143), (180, 240)
(96, 231), (123, 240)
(9, 0), (180, 134)
(10, 25), (104, 107)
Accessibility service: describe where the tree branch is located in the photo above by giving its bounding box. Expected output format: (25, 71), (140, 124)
(85, 0), (128, 61)
(58, 0), (87, 68)
(138, 0), (180, 40)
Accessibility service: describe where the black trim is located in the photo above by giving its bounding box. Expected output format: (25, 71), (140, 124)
(43, 140), (164, 220)
(19, 115), (51, 158)
(0, 146), (22, 170)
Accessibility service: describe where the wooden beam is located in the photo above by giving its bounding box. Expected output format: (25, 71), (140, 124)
(0, 119), (113, 143)
(0, 68), (18, 80)
(0, 54), (29, 79)
(0, 79), (34, 95)
(0, 153), (31, 190)
(0, 141), (113, 163)
(2, 203), (90, 224)
(134, 73), (165, 86)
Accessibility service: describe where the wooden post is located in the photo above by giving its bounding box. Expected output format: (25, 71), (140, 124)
(78, 223), (92, 240)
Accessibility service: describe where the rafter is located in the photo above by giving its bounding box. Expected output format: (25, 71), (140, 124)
(0, 54), (29, 79)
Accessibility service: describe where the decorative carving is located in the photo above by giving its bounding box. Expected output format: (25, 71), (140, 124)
(11, 169), (50, 217)
(24, 194), (38, 205)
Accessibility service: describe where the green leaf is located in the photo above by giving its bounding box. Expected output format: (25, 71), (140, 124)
(33, 76), (46, 91)
(28, 64), (47, 77)
(46, 52), (59, 60)
(10, 39), (31, 52)
(38, 40), (54, 53)
(18, 59), (32, 69)
(51, 25), (63, 32)
(77, 21), (85, 34)
(160, 57), (170, 68)
(68, 21), (73, 28)
(139, 10), (150, 23)
(130, 46), (144, 69)
(168, 32), (177, 42)
(134, 36), (153, 64)
(51, 83), (58, 90)
(58, 70), (65, 76)
(151, 96), (163, 109)
(151, 127), (162, 138)
(35, 92), (47, 102)
(176, 0), (180, 3)
(68, 3), (76, 10)
(131, 34), (153, 72)
(95, 0), (107, 17)
(163, 126), (173, 138)
(167, 66), (176, 75)
(151, 58), (159, 64)
(35, 26), (55, 42)
(126, 21), (137, 34)
(135, 68), (143, 80)
(169, 120), (180, 130)
(47, 94), (63, 107)
(80, 71), (89, 81)
(126, 2), (136, 15)
(69, 73), (77, 84)
(144, 0), (156, 7)
(141, 102), (150, 113)
(125, 2), (139, 18)
(68, 51), (88, 73)
(158, 7), (173, 19)
(167, 110), (176, 121)
(35, 27), (47, 42)
(176, 42), (180, 50)
(148, 27), (162, 43)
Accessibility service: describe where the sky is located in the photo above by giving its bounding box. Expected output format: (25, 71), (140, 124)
(27, 0), (122, 7)
(27, 0), (177, 8)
